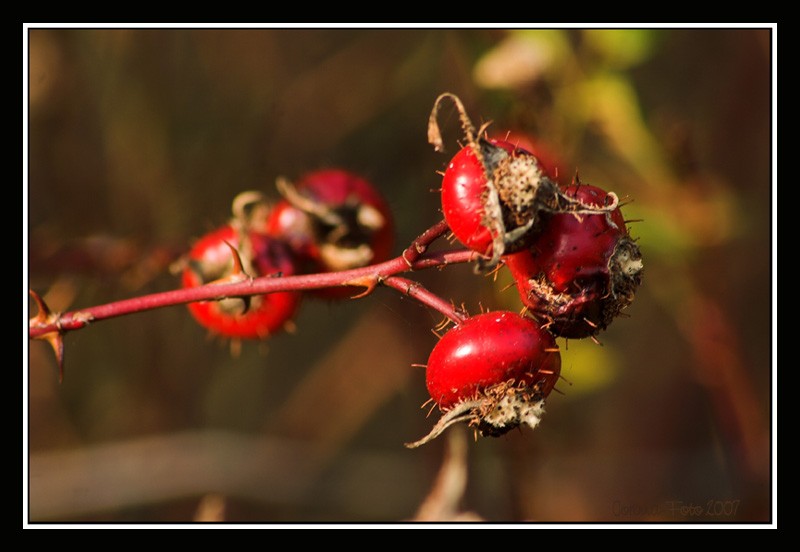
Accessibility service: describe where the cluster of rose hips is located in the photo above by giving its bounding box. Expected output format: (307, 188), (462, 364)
(181, 169), (394, 340)
(406, 94), (643, 447)
(180, 93), (643, 448)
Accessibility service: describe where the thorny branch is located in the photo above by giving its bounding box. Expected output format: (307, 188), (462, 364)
(29, 221), (475, 342)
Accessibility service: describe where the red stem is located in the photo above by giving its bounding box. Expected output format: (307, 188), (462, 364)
(30, 222), (477, 339)
(401, 219), (450, 267)
(382, 277), (467, 325)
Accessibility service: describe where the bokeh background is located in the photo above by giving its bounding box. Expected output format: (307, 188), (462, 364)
(27, 27), (773, 523)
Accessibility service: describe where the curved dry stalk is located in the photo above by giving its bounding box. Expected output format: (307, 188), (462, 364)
(427, 92), (478, 152)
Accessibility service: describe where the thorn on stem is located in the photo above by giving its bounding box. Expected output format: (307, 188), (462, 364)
(223, 240), (246, 277)
(30, 289), (51, 319)
(344, 276), (379, 299)
(29, 290), (66, 382)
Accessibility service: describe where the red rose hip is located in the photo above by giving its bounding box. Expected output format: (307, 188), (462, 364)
(266, 169), (394, 299)
(182, 224), (300, 340)
(504, 183), (643, 338)
(407, 311), (561, 448)
(440, 138), (560, 265)
(429, 94), (563, 267)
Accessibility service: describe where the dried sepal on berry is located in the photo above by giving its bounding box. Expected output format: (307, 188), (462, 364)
(406, 380), (553, 448)
(492, 131), (566, 184)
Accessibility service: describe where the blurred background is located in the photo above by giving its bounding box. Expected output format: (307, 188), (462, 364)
(27, 27), (773, 523)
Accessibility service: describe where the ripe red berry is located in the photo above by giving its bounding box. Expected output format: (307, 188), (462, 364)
(440, 138), (561, 265)
(428, 94), (585, 268)
(504, 183), (643, 339)
(266, 169), (394, 299)
(407, 311), (561, 448)
(182, 224), (300, 340)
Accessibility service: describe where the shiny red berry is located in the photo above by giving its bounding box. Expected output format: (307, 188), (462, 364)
(429, 94), (563, 267)
(266, 169), (394, 299)
(441, 139), (560, 262)
(407, 311), (561, 448)
(182, 224), (300, 340)
(504, 183), (643, 339)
